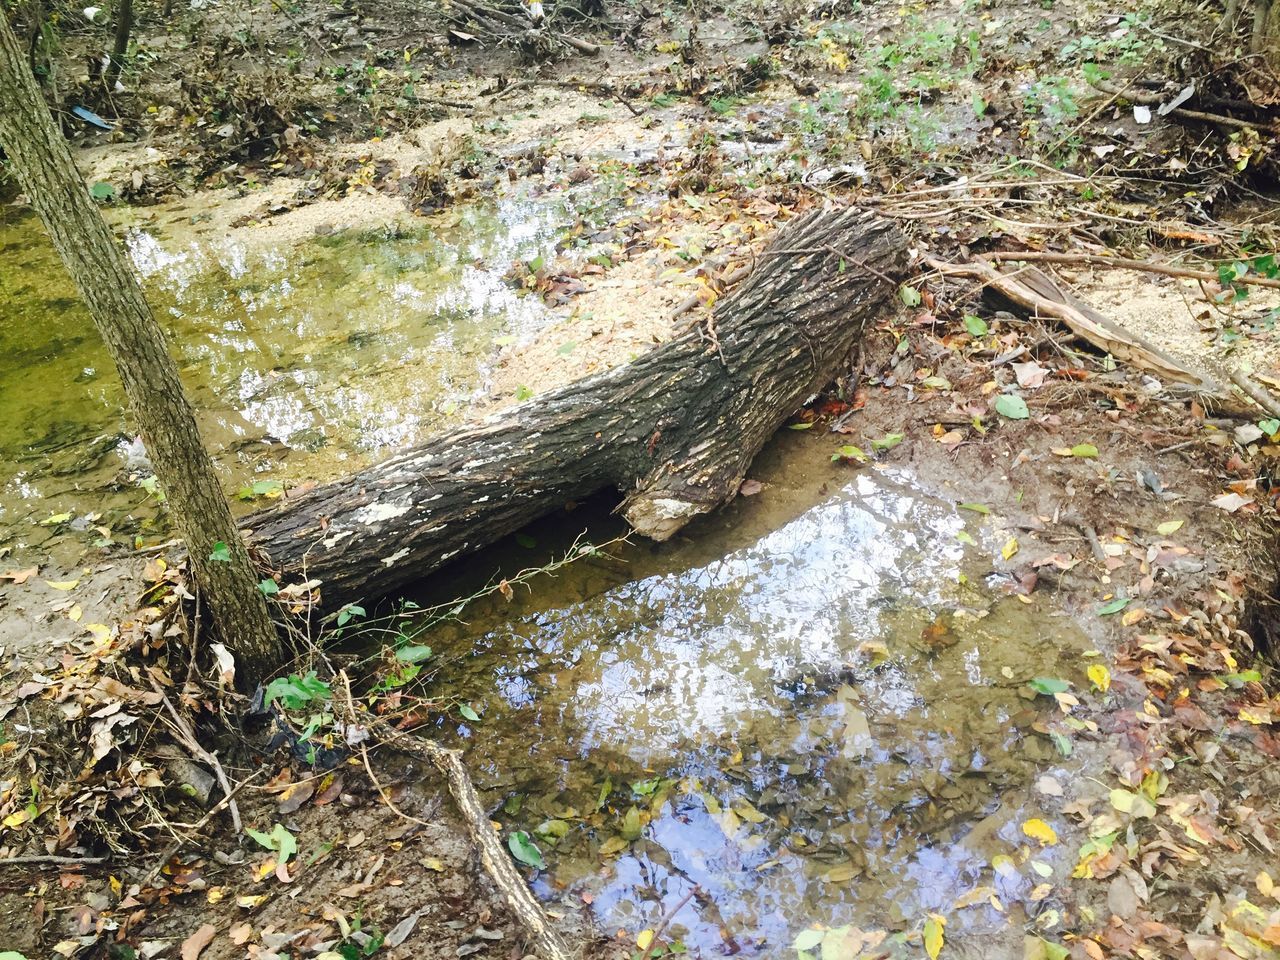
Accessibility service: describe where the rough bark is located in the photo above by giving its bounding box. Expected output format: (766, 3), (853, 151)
(0, 8), (282, 682)
(247, 207), (908, 611)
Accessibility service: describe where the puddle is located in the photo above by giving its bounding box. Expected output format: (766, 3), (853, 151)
(409, 434), (1090, 956)
(0, 200), (565, 561)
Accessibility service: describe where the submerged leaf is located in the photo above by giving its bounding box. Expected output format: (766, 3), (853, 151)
(1022, 818), (1058, 846)
(507, 830), (545, 870)
(923, 914), (945, 959)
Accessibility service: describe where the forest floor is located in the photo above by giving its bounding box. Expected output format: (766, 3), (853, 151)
(3, 0), (1280, 956)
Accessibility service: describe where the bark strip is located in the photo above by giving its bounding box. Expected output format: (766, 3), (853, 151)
(247, 207), (909, 611)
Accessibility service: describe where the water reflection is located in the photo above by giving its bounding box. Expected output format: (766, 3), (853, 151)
(424, 462), (1085, 955)
(0, 200), (565, 558)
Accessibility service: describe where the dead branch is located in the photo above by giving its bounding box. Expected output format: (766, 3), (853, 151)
(981, 250), (1280, 292)
(0, 854), (108, 866)
(1229, 369), (1280, 420)
(345, 673), (573, 960)
(926, 256), (1215, 389)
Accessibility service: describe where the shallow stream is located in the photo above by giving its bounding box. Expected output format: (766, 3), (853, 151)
(3, 201), (1088, 956)
(415, 434), (1088, 956)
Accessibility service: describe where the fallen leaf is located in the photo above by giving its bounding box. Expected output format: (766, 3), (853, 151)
(923, 914), (945, 960)
(1022, 818), (1058, 846)
(1012, 361), (1047, 388)
(44, 579), (79, 591)
(180, 923), (217, 960)
(1210, 492), (1254, 513)
(0, 567), (38, 584)
(1156, 519), (1184, 536)
(1087, 664), (1111, 693)
(739, 479), (763, 496)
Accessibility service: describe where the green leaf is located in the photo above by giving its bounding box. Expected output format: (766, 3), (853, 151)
(871, 432), (904, 452)
(788, 422), (814, 430)
(507, 830), (546, 869)
(958, 502), (990, 514)
(514, 384), (533, 401)
(208, 541), (232, 563)
(1049, 731), (1073, 756)
(39, 512), (72, 526)
(246, 823), (297, 862)
(620, 804), (643, 841)
(792, 929), (824, 952)
(921, 375), (952, 390)
(994, 394), (1029, 420)
(1096, 596), (1130, 615)
(336, 603), (366, 627)
(1260, 418), (1280, 437)
(89, 181), (116, 200)
(1028, 676), (1070, 695)
(458, 703), (480, 722)
(258, 578), (280, 596)
(395, 644), (433, 663)
(515, 532), (537, 549)
(557, 340), (578, 356)
(831, 444), (868, 462)
(263, 671), (332, 711)
(1070, 443), (1098, 458)
(963, 314), (989, 336)
(900, 285), (923, 307)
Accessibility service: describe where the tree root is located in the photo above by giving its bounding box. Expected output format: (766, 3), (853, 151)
(339, 673), (575, 960)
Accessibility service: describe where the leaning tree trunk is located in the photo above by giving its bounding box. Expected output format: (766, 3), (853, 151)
(0, 8), (282, 683)
(247, 207), (908, 611)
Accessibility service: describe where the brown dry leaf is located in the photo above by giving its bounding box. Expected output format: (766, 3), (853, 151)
(0, 566), (38, 584)
(276, 781), (315, 814)
(739, 479), (763, 496)
(180, 923), (217, 960)
(1210, 492), (1254, 513)
(229, 923), (253, 946)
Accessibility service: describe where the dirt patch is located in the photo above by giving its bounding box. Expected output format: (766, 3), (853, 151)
(1075, 271), (1280, 386)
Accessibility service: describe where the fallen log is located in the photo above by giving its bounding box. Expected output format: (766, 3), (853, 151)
(246, 207), (907, 611)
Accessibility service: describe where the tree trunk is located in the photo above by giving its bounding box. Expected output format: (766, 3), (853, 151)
(0, 8), (282, 683)
(103, 0), (133, 93)
(247, 207), (907, 612)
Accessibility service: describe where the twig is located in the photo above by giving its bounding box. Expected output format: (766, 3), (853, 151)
(0, 854), (108, 867)
(338, 674), (432, 829)
(141, 770), (263, 886)
(1229, 369), (1280, 420)
(148, 678), (243, 833)
(639, 885), (699, 960)
(981, 250), (1280, 291)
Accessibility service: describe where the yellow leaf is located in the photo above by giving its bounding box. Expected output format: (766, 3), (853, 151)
(1157, 519), (1184, 535)
(1087, 664), (1111, 693)
(923, 914), (945, 960)
(85, 623), (112, 644)
(636, 930), (655, 950)
(1022, 818), (1058, 846)
(423, 857), (446, 872)
(68, 604), (83, 622)
(1001, 537), (1019, 560)
(1257, 870), (1275, 898)
(44, 579), (79, 591)
(1120, 607), (1146, 626)
(2, 809), (30, 829)
(1239, 707), (1272, 725)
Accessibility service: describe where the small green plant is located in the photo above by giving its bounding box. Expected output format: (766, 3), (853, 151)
(263, 671), (333, 711)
